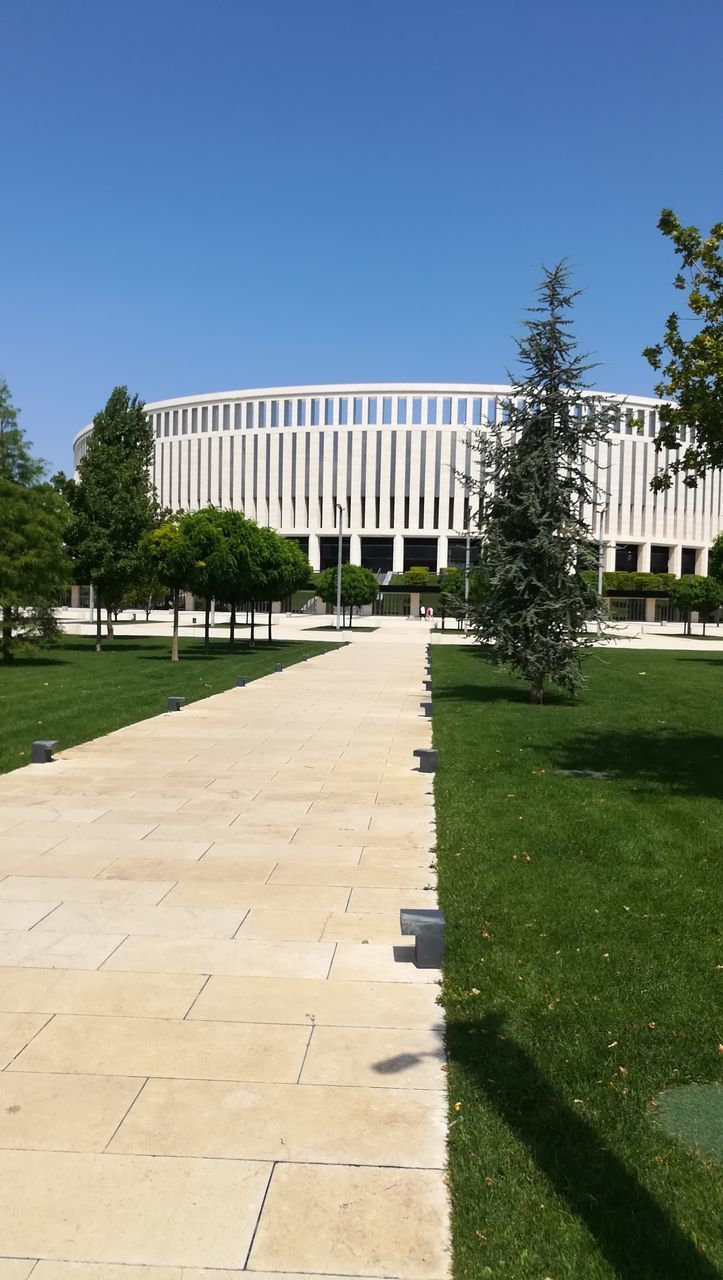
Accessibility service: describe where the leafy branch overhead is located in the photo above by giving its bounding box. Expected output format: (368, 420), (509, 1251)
(644, 209), (723, 487)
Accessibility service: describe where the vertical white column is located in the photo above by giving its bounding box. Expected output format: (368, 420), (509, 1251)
(308, 533), (320, 571)
(350, 532), (361, 563)
(379, 425), (392, 532)
(393, 534), (404, 572)
(437, 533), (449, 572)
(408, 430), (422, 532)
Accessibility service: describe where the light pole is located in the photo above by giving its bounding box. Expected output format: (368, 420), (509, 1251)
(335, 501), (344, 631)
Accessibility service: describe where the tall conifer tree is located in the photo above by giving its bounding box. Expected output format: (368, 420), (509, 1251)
(465, 264), (616, 703)
(57, 387), (158, 649)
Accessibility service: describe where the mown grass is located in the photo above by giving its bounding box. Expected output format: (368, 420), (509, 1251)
(432, 646), (722, 1280)
(0, 635), (337, 776)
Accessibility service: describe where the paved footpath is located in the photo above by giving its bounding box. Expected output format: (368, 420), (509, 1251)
(0, 639), (449, 1280)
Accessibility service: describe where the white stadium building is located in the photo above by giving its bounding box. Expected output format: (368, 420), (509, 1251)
(73, 383), (722, 578)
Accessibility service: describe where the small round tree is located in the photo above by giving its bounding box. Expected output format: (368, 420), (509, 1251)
(317, 563), (379, 627)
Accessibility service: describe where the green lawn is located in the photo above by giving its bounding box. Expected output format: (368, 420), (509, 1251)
(0, 636), (338, 775)
(432, 646), (722, 1280)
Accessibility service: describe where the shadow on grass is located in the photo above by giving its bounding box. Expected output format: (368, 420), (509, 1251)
(450, 1012), (718, 1280)
(433, 682), (572, 707)
(551, 730), (723, 800)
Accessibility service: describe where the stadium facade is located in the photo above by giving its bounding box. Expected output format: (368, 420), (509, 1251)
(73, 383), (722, 576)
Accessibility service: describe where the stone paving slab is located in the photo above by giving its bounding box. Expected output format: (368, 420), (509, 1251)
(0, 639), (449, 1276)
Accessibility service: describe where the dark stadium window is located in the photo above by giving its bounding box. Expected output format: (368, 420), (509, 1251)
(615, 543), (639, 572)
(181, 410), (188, 435)
(457, 399), (467, 425)
(258, 403), (266, 429)
(156, 424), (161, 439)
(339, 397), (348, 425)
(246, 403), (254, 429)
(324, 398), (334, 425)
(390, 496), (395, 524)
(650, 545), (669, 574)
(375, 497), (380, 527)
(234, 404), (242, 430)
(382, 397), (392, 425)
(354, 397), (363, 425)
(404, 497), (410, 528)
(681, 547), (697, 575)
(191, 409), (198, 434)
(419, 497), (425, 526)
(472, 398), (482, 425)
(368, 397), (377, 425)
(271, 401), (279, 428)
(284, 400), (292, 427)
(427, 397), (437, 424)
(360, 496), (366, 526)
(297, 400), (306, 427)
(397, 397), (407, 424)
(223, 404), (230, 430)
(311, 398), (320, 426)
(648, 411), (656, 437)
(412, 398), (422, 425)
(433, 497), (439, 527)
(164, 413), (170, 437)
(212, 406), (219, 432)
(449, 497), (455, 527)
(172, 411), (179, 436)
(442, 398), (452, 425)
(201, 408), (208, 433)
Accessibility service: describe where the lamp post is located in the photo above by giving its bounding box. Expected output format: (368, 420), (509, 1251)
(335, 501), (344, 631)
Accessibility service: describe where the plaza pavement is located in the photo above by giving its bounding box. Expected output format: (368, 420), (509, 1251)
(0, 636), (449, 1278)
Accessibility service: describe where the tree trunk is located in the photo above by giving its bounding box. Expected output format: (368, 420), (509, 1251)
(229, 605), (236, 648)
(204, 597), (211, 652)
(171, 586), (179, 662)
(95, 589), (102, 652)
(249, 601), (255, 647)
(1, 605), (13, 662)
(267, 601), (272, 644)
(106, 607), (114, 639)
(145, 596), (152, 622)
(531, 679), (544, 705)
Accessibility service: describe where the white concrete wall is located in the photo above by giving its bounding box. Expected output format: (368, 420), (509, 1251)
(72, 383), (723, 574)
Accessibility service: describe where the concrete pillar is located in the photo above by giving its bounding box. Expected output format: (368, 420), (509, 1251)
(410, 591), (421, 618)
(644, 597), (656, 623)
(436, 534), (448, 573)
(604, 542), (617, 572)
(670, 544), (682, 577)
(70, 585), (80, 608)
(308, 533), (321, 572)
(393, 535), (404, 573)
(183, 591), (194, 610)
(350, 533), (362, 565)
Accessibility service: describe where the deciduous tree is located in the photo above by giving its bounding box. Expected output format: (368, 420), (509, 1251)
(643, 209), (723, 487)
(56, 387), (158, 649)
(0, 379), (69, 661)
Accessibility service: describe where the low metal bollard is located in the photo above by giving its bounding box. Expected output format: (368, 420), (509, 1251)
(167, 696), (185, 712)
(236, 676), (246, 687)
(413, 747), (438, 773)
(31, 739), (58, 765)
(400, 907), (445, 968)
(420, 701), (433, 717)
(275, 663), (283, 673)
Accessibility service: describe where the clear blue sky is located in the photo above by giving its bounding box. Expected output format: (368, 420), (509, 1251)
(2, 0), (722, 474)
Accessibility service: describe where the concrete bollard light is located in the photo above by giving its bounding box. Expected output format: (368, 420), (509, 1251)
(413, 747), (438, 773)
(167, 696), (185, 712)
(423, 679), (432, 691)
(236, 676), (246, 687)
(31, 739), (58, 765)
(275, 663), (283, 673)
(420, 701), (433, 717)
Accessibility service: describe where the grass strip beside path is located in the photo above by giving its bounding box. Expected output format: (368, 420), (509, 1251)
(432, 646), (722, 1280)
(0, 636), (338, 775)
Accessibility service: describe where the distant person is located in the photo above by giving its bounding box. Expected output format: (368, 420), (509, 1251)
(419, 604), (426, 621)
(426, 606), (434, 621)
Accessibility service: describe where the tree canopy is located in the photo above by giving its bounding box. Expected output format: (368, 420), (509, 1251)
(57, 386), (158, 646)
(0, 379), (69, 661)
(317, 562), (379, 626)
(643, 209), (723, 487)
